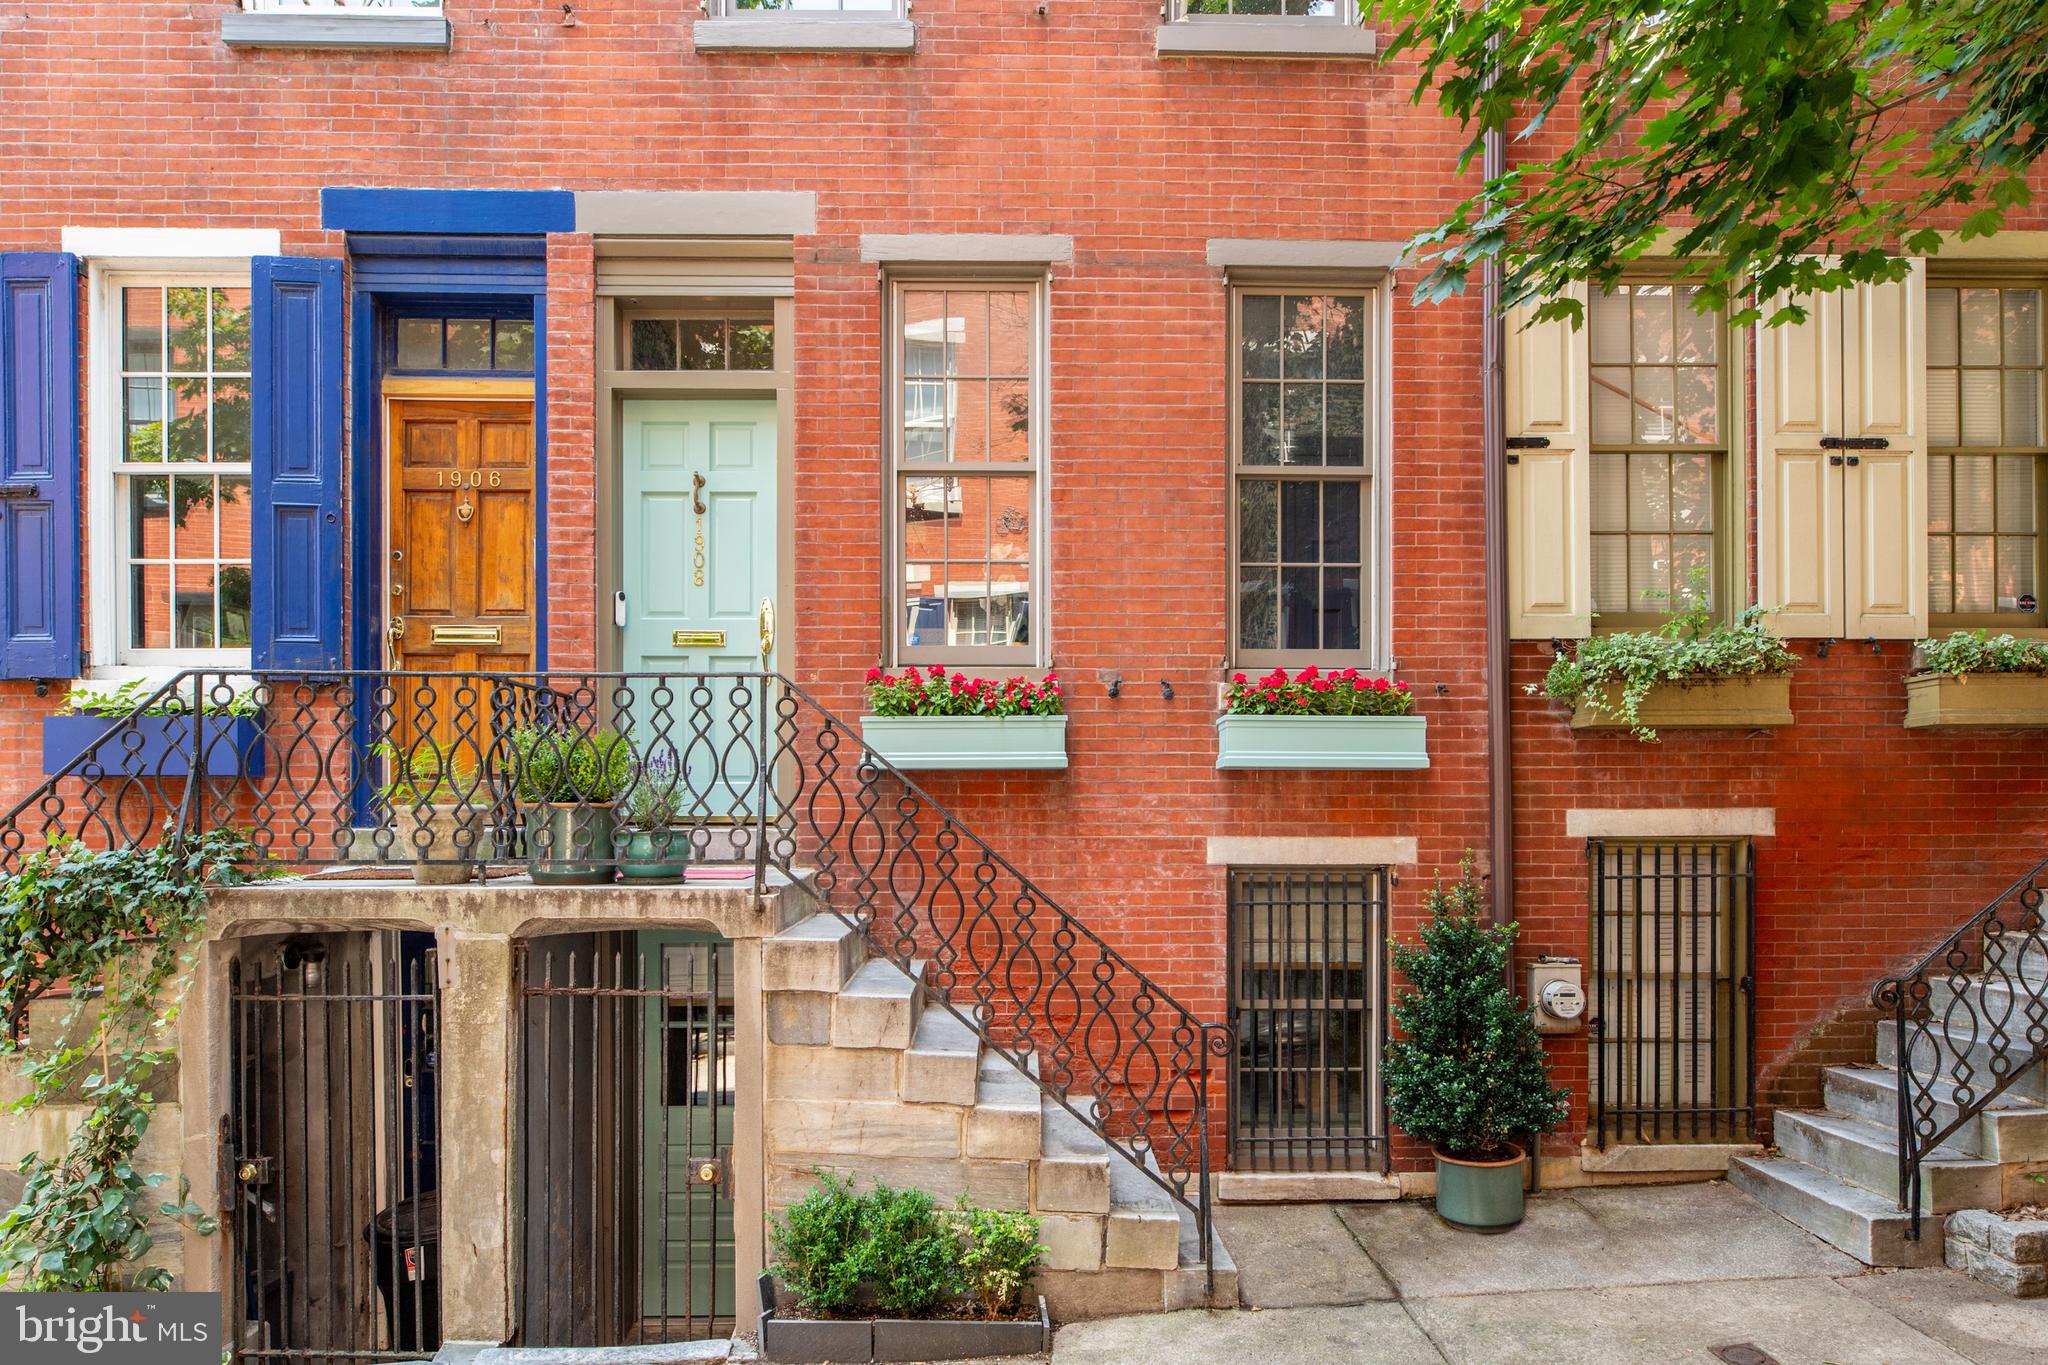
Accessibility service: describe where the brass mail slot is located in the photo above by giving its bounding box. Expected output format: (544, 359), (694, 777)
(431, 625), (503, 646)
(673, 630), (727, 648)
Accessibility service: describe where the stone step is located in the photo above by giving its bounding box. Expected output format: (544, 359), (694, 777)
(900, 1007), (981, 1107)
(1774, 1109), (2001, 1214)
(1103, 1149), (1182, 1271)
(964, 1049), (1043, 1160)
(1927, 972), (2048, 1025)
(831, 957), (926, 1051)
(1034, 1095), (1112, 1215)
(1165, 1202), (1241, 1312)
(1875, 1017), (2048, 1102)
(763, 912), (868, 995)
(1824, 1063), (2048, 1164)
(1728, 1153), (1944, 1268)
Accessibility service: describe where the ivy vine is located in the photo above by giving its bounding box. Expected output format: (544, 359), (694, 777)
(0, 830), (258, 1290)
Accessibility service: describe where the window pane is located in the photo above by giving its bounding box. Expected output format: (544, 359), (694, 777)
(1628, 453), (1670, 531)
(1961, 288), (2002, 367)
(630, 319), (677, 369)
(1961, 372), (2002, 446)
(167, 287), (209, 372)
(988, 292), (1030, 376)
(1591, 536), (1628, 615)
(1998, 536), (2036, 613)
(1634, 366), (1676, 443)
(175, 564), (217, 649)
(1322, 480), (1361, 564)
(1956, 455), (1995, 533)
(1927, 288), (1960, 367)
(1326, 385), (1365, 466)
(1592, 368), (1633, 445)
(1671, 453), (1713, 532)
(902, 292), (952, 374)
(1239, 480), (1278, 564)
(130, 564), (171, 650)
(168, 379), (208, 463)
(1928, 369), (1961, 448)
(1283, 384), (1323, 465)
(212, 379), (251, 464)
(1929, 536), (1954, 614)
(2007, 290), (2042, 367)
(1280, 481), (1319, 562)
(1280, 566), (1319, 650)
(123, 287), (163, 371)
(1326, 296), (1365, 379)
(211, 289), (251, 371)
(124, 378), (164, 461)
(396, 318), (442, 370)
(1241, 384), (1281, 465)
(218, 565), (253, 649)
(988, 380), (1030, 462)
(1673, 287), (1716, 363)
(1997, 455), (2036, 535)
(1590, 288), (1631, 365)
(1675, 367), (1718, 445)
(730, 321), (773, 371)
(1630, 285), (1673, 364)
(494, 319), (535, 371)
(1955, 536), (1995, 612)
(446, 320), (492, 370)
(1591, 452), (1627, 532)
(1629, 533), (1672, 611)
(129, 475), (169, 560)
(1242, 295), (1282, 380)
(1282, 296), (1324, 379)
(988, 478), (1032, 560)
(1929, 455), (1953, 534)
(1321, 566), (1360, 650)
(1673, 536), (1714, 609)
(2006, 371), (2041, 447)
(1239, 569), (1278, 650)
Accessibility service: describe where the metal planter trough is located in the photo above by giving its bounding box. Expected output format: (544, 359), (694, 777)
(1214, 713), (1429, 770)
(858, 715), (1069, 770)
(42, 712), (265, 777)
(758, 1275), (1050, 1363)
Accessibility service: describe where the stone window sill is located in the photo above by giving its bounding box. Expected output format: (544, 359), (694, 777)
(1156, 22), (1378, 60)
(221, 14), (452, 51)
(693, 17), (916, 54)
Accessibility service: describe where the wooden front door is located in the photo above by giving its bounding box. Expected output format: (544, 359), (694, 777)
(388, 397), (537, 755)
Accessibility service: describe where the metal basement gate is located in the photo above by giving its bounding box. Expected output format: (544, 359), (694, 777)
(1227, 867), (1388, 1171)
(230, 931), (442, 1365)
(516, 931), (738, 1346)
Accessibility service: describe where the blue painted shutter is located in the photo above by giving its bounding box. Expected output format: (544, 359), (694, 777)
(250, 256), (344, 671)
(0, 253), (81, 680)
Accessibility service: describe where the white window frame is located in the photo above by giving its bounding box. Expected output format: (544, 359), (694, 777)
(1171, 1), (1360, 21)
(87, 262), (257, 673)
(882, 273), (1051, 670)
(710, 0), (907, 16)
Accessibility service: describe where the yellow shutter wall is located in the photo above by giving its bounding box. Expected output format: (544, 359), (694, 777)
(1844, 262), (1929, 638)
(1505, 286), (1592, 638)
(1757, 287), (1845, 637)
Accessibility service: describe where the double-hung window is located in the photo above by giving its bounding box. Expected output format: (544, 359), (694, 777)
(105, 277), (255, 665)
(1173, 1), (1358, 19)
(712, 1), (905, 13)
(1588, 283), (1729, 624)
(241, 1), (444, 11)
(887, 280), (1044, 667)
(1926, 279), (2047, 626)
(1231, 287), (1377, 668)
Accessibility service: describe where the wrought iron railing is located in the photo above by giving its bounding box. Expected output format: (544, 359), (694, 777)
(1872, 854), (2048, 1239)
(0, 669), (1225, 1272)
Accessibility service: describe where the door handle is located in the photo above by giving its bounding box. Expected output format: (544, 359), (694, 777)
(388, 615), (407, 649)
(692, 472), (707, 517)
(759, 597), (775, 660)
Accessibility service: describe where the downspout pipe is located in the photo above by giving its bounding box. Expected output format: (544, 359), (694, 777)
(1480, 114), (1513, 931)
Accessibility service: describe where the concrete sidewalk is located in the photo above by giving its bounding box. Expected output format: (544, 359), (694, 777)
(1052, 1182), (2048, 1364)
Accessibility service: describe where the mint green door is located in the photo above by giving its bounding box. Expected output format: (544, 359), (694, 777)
(621, 401), (778, 811)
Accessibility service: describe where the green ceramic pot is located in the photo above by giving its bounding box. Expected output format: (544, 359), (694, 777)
(618, 827), (691, 882)
(1433, 1144), (1527, 1231)
(528, 803), (615, 886)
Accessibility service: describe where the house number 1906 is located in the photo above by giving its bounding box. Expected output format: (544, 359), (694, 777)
(436, 470), (504, 489)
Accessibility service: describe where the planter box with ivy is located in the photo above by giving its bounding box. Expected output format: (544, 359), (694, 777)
(859, 668), (1068, 771)
(1904, 632), (2048, 729)
(1538, 604), (1798, 741)
(1215, 666), (1427, 770)
(42, 679), (265, 778)
(764, 1176), (1047, 1364)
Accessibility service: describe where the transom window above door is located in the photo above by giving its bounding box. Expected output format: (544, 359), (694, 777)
(393, 315), (534, 374)
(627, 314), (775, 372)
(1231, 287), (1378, 667)
(887, 280), (1044, 666)
(1588, 282), (1729, 625)
(113, 281), (255, 661)
(1927, 280), (2046, 626)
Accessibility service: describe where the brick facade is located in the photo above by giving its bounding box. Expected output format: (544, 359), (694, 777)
(3, 1), (2046, 1174)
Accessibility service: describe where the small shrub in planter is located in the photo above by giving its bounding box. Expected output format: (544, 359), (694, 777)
(376, 741), (488, 886)
(618, 752), (691, 881)
(860, 668), (1068, 771)
(866, 667), (1064, 719)
(1383, 860), (1570, 1231)
(43, 677), (265, 778)
(1533, 602), (1796, 741)
(505, 724), (634, 885)
(1906, 631), (2048, 728)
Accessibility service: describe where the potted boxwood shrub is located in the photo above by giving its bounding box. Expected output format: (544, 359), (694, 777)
(1903, 630), (2048, 729)
(859, 667), (1067, 770)
(42, 677), (265, 778)
(1534, 602), (1797, 740)
(376, 741), (488, 887)
(1215, 665), (1425, 769)
(505, 724), (633, 886)
(617, 751), (691, 883)
(1385, 860), (1570, 1232)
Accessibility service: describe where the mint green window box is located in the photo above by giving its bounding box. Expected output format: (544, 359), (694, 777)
(859, 715), (1069, 770)
(1215, 714), (1429, 771)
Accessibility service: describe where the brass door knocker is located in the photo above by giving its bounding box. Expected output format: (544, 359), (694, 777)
(691, 472), (707, 588)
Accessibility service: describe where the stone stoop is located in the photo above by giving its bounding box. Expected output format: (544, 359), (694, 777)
(760, 910), (1237, 1321)
(1729, 963), (2047, 1269)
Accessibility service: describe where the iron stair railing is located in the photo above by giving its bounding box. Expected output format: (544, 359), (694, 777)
(0, 668), (1228, 1279)
(1871, 852), (2048, 1239)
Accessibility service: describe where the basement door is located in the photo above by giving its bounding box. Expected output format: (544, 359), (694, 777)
(641, 932), (737, 1334)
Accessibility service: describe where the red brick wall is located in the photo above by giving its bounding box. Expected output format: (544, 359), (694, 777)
(2, 1), (2044, 1172)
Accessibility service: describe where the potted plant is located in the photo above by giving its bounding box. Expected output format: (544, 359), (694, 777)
(376, 741), (487, 887)
(1903, 630), (2048, 729)
(760, 1175), (1048, 1363)
(858, 667), (1067, 770)
(505, 723), (633, 886)
(1534, 602), (1797, 740)
(1384, 860), (1570, 1232)
(1215, 665), (1425, 769)
(42, 677), (265, 778)
(617, 752), (692, 882)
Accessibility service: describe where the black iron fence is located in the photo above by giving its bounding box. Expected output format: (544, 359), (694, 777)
(1873, 853), (2048, 1240)
(1587, 840), (1756, 1147)
(1, 669), (1225, 1269)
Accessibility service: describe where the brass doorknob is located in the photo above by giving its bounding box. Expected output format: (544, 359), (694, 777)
(698, 1162), (719, 1185)
(388, 615), (407, 648)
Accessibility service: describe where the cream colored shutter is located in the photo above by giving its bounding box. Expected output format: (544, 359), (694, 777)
(1757, 287), (1845, 636)
(1506, 286), (1592, 638)
(1843, 262), (1929, 637)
